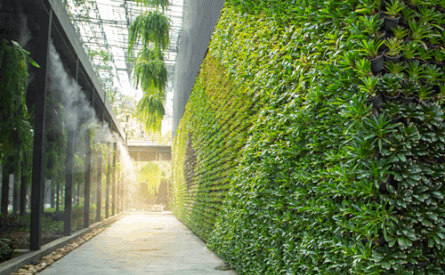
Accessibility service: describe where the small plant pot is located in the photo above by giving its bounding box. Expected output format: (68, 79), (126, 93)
(390, 115), (402, 124)
(421, 156), (438, 164)
(383, 49), (402, 63)
(401, 57), (415, 63)
(378, 11), (385, 19)
(399, 95), (415, 104)
(430, 84), (441, 97)
(370, 54), (385, 74)
(415, 98), (431, 105)
(383, 90), (401, 102)
(425, 43), (438, 50)
(399, 20), (409, 29)
(415, 58), (429, 65)
(432, 61), (445, 68)
(379, 175), (391, 192)
(378, 31), (388, 52)
(384, 15), (401, 31)
(366, 93), (385, 110)
(406, 3), (418, 11)
(377, 235), (386, 246)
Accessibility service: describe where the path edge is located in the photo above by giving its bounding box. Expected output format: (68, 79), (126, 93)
(0, 212), (127, 275)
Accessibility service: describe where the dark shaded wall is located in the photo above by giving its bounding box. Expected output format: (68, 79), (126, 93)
(172, 0), (224, 137)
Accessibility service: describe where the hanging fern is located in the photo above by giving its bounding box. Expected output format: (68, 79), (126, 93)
(135, 92), (165, 133)
(133, 46), (168, 93)
(138, 161), (162, 195)
(128, 10), (171, 56)
(0, 39), (36, 156)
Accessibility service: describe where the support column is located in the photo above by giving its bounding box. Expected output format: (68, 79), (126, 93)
(105, 149), (110, 219)
(120, 168), (124, 212)
(95, 148), (102, 222)
(30, 8), (52, 251)
(20, 157), (27, 216)
(84, 132), (92, 228)
(56, 180), (60, 212)
(64, 129), (75, 236)
(112, 143), (117, 216)
(115, 160), (121, 214)
(117, 162), (124, 213)
(1, 157), (13, 215)
(13, 172), (19, 215)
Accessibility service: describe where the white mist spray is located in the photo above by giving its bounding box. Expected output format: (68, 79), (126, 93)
(47, 42), (138, 207)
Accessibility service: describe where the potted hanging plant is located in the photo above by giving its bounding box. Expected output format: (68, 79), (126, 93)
(409, 19), (433, 48)
(383, 37), (404, 62)
(392, 25), (408, 40)
(417, 6), (440, 26)
(403, 41), (420, 62)
(416, 47), (433, 64)
(359, 14), (386, 40)
(423, 64), (441, 94)
(436, 84), (445, 104)
(400, 79), (419, 104)
(417, 83), (433, 104)
(400, 8), (417, 28)
(359, 75), (385, 110)
(406, 0), (425, 9)
(432, 47), (445, 67)
(384, 0), (405, 31)
(385, 61), (407, 74)
(359, 39), (385, 73)
(356, 0), (384, 15)
(354, 58), (373, 77)
(438, 0), (445, 11)
(377, 73), (403, 101)
(406, 60), (426, 81)
(423, 64), (441, 85)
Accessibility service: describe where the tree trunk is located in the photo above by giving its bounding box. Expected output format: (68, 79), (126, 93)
(50, 180), (55, 208)
(20, 173), (27, 216)
(40, 179), (45, 214)
(77, 173), (81, 206)
(56, 180), (60, 212)
(1, 160), (12, 215)
(13, 173), (19, 215)
(73, 176), (77, 206)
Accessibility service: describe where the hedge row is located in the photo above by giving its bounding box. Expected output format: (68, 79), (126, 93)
(173, 0), (445, 273)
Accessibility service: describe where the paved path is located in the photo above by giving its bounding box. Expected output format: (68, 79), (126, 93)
(40, 211), (237, 274)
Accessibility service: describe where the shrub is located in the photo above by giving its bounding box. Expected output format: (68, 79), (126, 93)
(0, 238), (13, 262)
(0, 214), (28, 233)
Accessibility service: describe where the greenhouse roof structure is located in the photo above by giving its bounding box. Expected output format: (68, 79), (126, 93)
(65, 0), (185, 113)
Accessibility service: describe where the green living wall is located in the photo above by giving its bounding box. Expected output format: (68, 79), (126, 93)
(172, 0), (445, 273)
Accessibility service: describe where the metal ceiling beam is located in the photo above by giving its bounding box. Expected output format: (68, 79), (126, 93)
(46, 0), (126, 140)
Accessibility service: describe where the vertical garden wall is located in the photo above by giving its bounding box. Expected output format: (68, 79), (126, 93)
(172, 0), (445, 273)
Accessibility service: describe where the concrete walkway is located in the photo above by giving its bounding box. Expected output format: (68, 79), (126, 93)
(39, 211), (237, 274)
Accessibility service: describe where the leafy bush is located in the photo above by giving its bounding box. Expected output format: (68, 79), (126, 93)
(0, 214), (28, 233)
(173, 0), (445, 274)
(0, 238), (13, 262)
